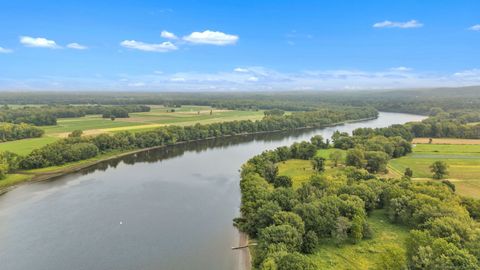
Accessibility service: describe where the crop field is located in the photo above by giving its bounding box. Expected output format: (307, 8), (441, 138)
(43, 105), (264, 137)
(388, 143), (480, 198)
(0, 106), (264, 156)
(310, 209), (409, 270)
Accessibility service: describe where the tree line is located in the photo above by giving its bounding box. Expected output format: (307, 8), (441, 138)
(0, 107), (377, 172)
(0, 105), (150, 125)
(235, 132), (480, 269)
(0, 122), (44, 142)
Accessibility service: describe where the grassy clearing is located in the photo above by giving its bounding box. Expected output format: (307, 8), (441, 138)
(310, 209), (409, 270)
(388, 143), (480, 198)
(0, 137), (58, 155)
(412, 138), (480, 145)
(277, 149), (346, 189)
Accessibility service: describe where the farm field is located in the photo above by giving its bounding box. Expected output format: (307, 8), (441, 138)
(388, 142), (480, 198)
(412, 137), (480, 145)
(0, 106), (264, 155)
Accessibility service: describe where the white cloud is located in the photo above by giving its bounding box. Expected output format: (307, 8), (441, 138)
(453, 69), (480, 78)
(390, 66), (412, 72)
(0, 46), (13, 53)
(469, 24), (480, 31)
(67, 43), (88, 50)
(171, 77), (186, 82)
(373, 20), (423, 29)
(247, 76), (259, 82)
(20, 36), (60, 48)
(120, 40), (177, 52)
(183, 30), (238, 45)
(161, 30), (178, 39)
(234, 67), (249, 73)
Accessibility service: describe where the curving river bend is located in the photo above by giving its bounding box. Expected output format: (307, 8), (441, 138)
(0, 112), (426, 270)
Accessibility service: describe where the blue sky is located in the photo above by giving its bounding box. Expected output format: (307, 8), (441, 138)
(0, 0), (479, 91)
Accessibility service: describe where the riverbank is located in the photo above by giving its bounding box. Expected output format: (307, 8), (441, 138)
(0, 115), (378, 194)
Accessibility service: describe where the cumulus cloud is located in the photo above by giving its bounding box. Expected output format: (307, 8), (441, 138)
(0, 46), (13, 53)
(373, 20), (423, 29)
(469, 24), (480, 31)
(67, 43), (88, 50)
(20, 36), (60, 48)
(161, 30), (178, 39)
(183, 30), (238, 45)
(120, 40), (177, 52)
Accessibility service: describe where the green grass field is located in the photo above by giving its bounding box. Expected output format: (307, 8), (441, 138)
(310, 209), (409, 270)
(388, 143), (480, 198)
(0, 106), (264, 156)
(277, 149), (346, 189)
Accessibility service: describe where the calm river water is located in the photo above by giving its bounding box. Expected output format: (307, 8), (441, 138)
(0, 112), (426, 270)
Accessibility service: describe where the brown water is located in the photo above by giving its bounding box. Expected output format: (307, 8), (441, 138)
(0, 112), (426, 270)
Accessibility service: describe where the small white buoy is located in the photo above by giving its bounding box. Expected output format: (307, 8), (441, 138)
(120, 221), (123, 225)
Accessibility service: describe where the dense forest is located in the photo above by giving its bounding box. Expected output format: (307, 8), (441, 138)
(0, 105), (150, 125)
(1, 86), (479, 114)
(235, 124), (480, 269)
(0, 106), (377, 174)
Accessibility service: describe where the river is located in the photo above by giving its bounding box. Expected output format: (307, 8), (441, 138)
(0, 112), (426, 270)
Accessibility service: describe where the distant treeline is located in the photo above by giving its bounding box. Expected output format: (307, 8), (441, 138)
(236, 127), (480, 269)
(13, 106), (377, 170)
(1, 86), (479, 114)
(0, 123), (44, 142)
(0, 105), (150, 125)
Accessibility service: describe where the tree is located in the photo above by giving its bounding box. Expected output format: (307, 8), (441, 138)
(301, 230), (318, 254)
(329, 150), (342, 167)
(365, 151), (389, 173)
(345, 148), (365, 169)
(311, 156), (325, 172)
(259, 224), (302, 252)
(332, 216), (351, 245)
(68, 129), (83, 138)
(310, 135), (326, 149)
(264, 161), (279, 183)
(430, 161), (449, 179)
(277, 252), (316, 270)
(0, 162), (8, 179)
(274, 175), (293, 188)
(404, 168), (413, 178)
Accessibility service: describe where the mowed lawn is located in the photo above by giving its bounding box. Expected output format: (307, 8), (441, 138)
(0, 137), (58, 156)
(389, 142), (480, 198)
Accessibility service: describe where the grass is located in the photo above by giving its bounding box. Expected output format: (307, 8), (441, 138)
(413, 138), (480, 145)
(0, 174), (32, 189)
(277, 149), (346, 189)
(0, 137), (58, 155)
(388, 143), (480, 198)
(310, 209), (409, 270)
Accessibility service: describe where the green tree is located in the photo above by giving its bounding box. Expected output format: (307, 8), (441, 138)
(329, 150), (342, 167)
(301, 230), (318, 254)
(263, 161), (279, 183)
(311, 156), (325, 172)
(365, 151), (389, 173)
(68, 129), (83, 138)
(274, 176), (292, 188)
(345, 148), (365, 168)
(404, 168), (413, 178)
(430, 161), (449, 179)
(310, 135), (326, 149)
(259, 224), (302, 252)
(277, 253), (316, 270)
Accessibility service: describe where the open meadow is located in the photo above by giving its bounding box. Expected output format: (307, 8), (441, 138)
(388, 140), (480, 198)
